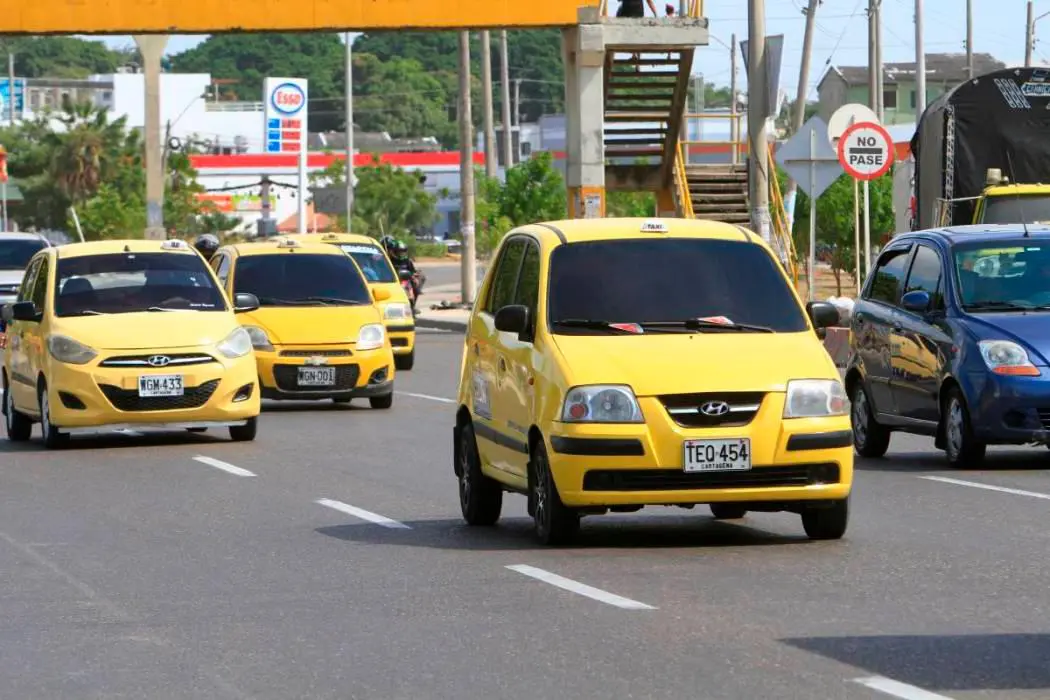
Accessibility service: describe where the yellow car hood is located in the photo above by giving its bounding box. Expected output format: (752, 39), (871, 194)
(240, 305), (382, 345)
(57, 311), (240, 351)
(552, 331), (838, 396)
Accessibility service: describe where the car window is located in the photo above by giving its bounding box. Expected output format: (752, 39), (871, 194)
(513, 242), (540, 313)
(339, 244), (396, 283)
(16, 259), (40, 303)
(953, 240), (1050, 310)
(233, 253), (371, 306)
(214, 254), (231, 286)
(0, 239), (47, 271)
(30, 256), (49, 312)
(547, 238), (809, 333)
(485, 238), (526, 314)
(867, 246), (912, 306)
(53, 253), (228, 317)
(903, 244), (944, 309)
(981, 194), (1050, 224)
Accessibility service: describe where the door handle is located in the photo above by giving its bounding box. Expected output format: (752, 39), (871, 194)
(498, 358), (507, 372)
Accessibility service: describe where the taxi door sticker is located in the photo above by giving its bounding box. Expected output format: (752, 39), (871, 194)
(472, 368), (492, 419)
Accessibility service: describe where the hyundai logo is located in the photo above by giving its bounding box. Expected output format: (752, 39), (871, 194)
(147, 355), (171, 367)
(699, 401), (730, 416)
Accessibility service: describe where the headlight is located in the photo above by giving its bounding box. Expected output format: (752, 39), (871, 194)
(783, 379), (848, 418)
(242, 325), (274, 352)
(47, 334), (97, 365)
(216, 326), (253, 359)
(561, 385), (644, 423)
(383, 302), (412, 321)
(356, 323), (386, 351)
(979, 340), (1040, 376)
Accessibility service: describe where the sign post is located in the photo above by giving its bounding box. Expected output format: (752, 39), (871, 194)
(0, 144), (8, 233)
(828, 103), (879, 293)
(263, 78), (309, 233)
(837, 120), (894, 279)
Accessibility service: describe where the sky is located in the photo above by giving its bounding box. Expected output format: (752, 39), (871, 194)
(92, 0), (1034, 101)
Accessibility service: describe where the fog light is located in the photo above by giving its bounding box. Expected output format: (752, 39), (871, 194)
(369, 367), (389, 384)
(233, 383), (254, 402)
(59, 391), (86, 410)
(810, 463), (840, 484)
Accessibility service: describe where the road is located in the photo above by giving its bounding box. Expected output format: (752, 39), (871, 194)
(3, 328), (1050, 699)
(418, 260), (485, 291)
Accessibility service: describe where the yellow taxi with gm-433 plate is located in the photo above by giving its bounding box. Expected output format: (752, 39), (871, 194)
(454, 218), (853, 545)
(1, 238), (262, 449)
(287, 232), (416, 370)
(210, 237), (397, 408)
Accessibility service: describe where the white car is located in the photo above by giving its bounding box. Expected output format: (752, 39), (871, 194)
(0, 233), (52, 306)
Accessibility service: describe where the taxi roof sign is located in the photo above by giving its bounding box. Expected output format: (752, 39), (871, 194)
(640, 220), (668, 233)
(160, 239), (190, 251)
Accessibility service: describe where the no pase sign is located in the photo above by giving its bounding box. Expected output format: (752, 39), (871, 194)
(837, 121), (894, 180)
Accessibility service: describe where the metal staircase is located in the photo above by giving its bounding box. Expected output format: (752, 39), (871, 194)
(683, 163), (750, 224)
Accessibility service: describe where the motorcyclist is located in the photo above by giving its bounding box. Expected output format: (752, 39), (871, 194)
(384, 238), (423, 304)
(193, 233), (221, 261)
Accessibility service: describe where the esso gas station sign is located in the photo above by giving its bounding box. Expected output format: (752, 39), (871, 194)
(263, 77), (308, 154)
(270, 82), (305, 115)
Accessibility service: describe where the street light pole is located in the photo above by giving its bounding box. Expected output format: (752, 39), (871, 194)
(345, 32), (354, 227)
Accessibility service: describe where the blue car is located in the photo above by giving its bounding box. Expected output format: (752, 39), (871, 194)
(845, 224), (1050, 467)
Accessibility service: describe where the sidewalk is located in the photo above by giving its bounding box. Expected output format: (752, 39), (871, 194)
(414, 282), (472, 332)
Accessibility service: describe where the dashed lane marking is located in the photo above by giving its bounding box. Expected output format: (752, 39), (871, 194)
(506, 564), (656, 610)
(193, 456), (257, 477)
(853, 676), (955, 700)
(316, 498), (411, 529)
(920, 475), (1050, 501)
(396, 391), (456, 404)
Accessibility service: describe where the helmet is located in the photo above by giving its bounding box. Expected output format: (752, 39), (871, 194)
(193, 234), (220, 258)
(393, 241), (408, 254)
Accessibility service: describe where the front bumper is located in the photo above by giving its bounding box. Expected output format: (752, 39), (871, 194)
(384, 322), (415, 355)
(546, 392), (853, 508)
(967, 369), (1050, 443)
(256, 344), (395, 400)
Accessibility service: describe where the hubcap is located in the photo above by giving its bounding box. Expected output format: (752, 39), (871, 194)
(534, 456), (548, 529)
(947, 399), (964, 458)
(458, 434), (472, 508)
(40, 391), (50, 440)
(852, 389), (868, 446)
(4, 384), (12, 430)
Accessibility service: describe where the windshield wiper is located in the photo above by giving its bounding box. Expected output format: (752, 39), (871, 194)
(552, 319), (639, 333)
(67, 309), (103, 316)
(255, 296), (314, 306)
(146, 306), (184, 312)
(642, 319), (775, 333)
(301, 296), (368, 305)
(963, 300), (1030, 311)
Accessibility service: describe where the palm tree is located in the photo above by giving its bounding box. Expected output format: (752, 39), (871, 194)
(46, 100), (135, 204)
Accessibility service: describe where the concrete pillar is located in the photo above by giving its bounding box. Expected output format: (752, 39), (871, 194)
(563, 25), (605, 218)
(135, 35), (168, 240)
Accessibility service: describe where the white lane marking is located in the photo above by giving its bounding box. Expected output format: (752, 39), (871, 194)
(193, 455), (256, 477)
(853, 676), (955, 700)
(920, 475), (1050, 501)
(506, 564), (656, 610)
(396, 391), (456, 404)
(316, 498), (411, 529)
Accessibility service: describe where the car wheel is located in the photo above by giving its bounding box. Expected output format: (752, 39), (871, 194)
(850, 381), (890, 458)
(944, 387), (985, 468)
(228, 417), (258, 442)
(369, 393), (393, 410)
(457, 421), (502, 526)
(530, 438), (579, 545)
(709, 503), (747, 520)
(37, 383), (68, 450)
(801, 498), (849, 540)
(3, 375), (31, 442)
(394, 351), (415, 371)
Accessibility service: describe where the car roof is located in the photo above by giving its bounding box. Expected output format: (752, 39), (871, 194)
(0, 232), (52, 244)
(984, 183), (1050, 196)
(896, 224), (1050, 246)
(518, 217), (768, 249)
(52, 239), (199, 259)
(292, 232), (380, 246)
(224, 237), (349, 257)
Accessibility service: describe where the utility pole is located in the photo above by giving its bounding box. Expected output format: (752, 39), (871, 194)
(499, 30), (513, 169)
(513, 78), (522, 127)
(867, 1), (877, 112)
(915, 0), (926, 120)
(344, 32), (354, 227)
(481, 31), (497, 179)
(965, 0), (973, 78)
(6, 52), (14, 124)
(458, 31), (477, 305)
(135, 35), (168, 240)
(1026, 1), (1035, 67)
(784, 0), (820, 230)
(730, 33), (738, 165)
(747, 0), (771, 242)
(874, 0), (884, 120)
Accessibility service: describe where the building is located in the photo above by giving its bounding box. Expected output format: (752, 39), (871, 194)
(817, 53), (1006, 125)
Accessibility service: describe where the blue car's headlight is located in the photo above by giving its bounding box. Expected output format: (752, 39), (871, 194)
(978, 340), (1040, 376)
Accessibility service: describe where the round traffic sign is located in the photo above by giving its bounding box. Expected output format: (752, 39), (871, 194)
(270, 82), (305, 116)
(827, 103), (879, 148)
(837, 120), (894, 180)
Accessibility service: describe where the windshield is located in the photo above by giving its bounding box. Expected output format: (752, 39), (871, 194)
(338, 243), (396, 283)
(982, 194), (1050, 224)
(54, 253), (227, 317)
(0, 239), (47, 270)
(954, 241), (1050, 310)
(233, 253), (372, 306)
(547, 238), (809, 333)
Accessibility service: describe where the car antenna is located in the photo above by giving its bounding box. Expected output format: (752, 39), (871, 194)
(1005, 150), (1030, 237)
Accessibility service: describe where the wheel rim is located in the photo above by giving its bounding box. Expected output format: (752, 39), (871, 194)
(533, 454), (549, 531)
(4, 383), (13, 432)
(40, 391), (51, 441)
(852, 388), (869, 447)
(946, 399), (964, 459)
(458, 432), (472, 509)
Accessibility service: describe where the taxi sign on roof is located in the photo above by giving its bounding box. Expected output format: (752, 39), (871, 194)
(640, 220), (668, 233)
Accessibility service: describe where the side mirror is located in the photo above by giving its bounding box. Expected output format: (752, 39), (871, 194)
(901, 290), (932, 313)
(398, 269), (413, 282)
(9, 301), (40, 322)
(494, 304), (529, 337)
(806, 301), (841, 330)
(372, 287), (392, 302)
(232, 293), (260, 313)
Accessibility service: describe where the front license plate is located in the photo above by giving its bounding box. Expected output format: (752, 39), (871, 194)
(138, 374), (184, 398)
(683, 438), (751, 472)
(298, 366), (336, 386)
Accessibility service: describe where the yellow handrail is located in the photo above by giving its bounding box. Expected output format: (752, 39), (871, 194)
(767, 143), (799, 285)
(674, 143), (694, 218)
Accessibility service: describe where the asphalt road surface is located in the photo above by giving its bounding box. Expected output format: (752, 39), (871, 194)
(3, 329), (1050, 699)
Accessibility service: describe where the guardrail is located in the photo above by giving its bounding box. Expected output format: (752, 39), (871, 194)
(673, 143), (695, 218)
(599, 0), (702, 17)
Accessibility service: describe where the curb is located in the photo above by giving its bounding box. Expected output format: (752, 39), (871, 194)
(416, 317), (468, 332)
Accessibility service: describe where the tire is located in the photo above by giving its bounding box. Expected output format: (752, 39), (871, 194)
(850, 380), (891, 458)
(801, 498), (849, 540)
(369, 393), (393, 410)
(228, 417), (258, 442)
(3, 375), (31, 442)
(37, 383), (68, 450)
(709, 503), (747, 520)
(394, 351), (415, 371)
(943, 386), (985, 468)
(530, 439), (579, 545)
(457, 422), (502, 526)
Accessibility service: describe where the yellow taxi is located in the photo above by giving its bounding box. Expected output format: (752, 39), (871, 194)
(289, 233), (416, 370)
(1, 239), (261, 449)
(453, 218), (852, 544)
(210, 237), (396, 407)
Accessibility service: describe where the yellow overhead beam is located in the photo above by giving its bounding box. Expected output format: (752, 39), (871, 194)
(2, 0), (601, 34)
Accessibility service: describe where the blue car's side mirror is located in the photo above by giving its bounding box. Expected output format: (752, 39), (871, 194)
(901, 290), (932, 313)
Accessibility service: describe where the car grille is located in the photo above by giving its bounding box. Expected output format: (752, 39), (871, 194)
(98, 353), (216, 368)
(582, 464), (839, 491)
(272, 364), (360, 392)
(98, 379), (220, 412)
(658, 391), (766, 428)
(279, 349), (353, 357)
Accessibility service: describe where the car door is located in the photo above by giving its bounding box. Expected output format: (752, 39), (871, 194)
(469, 236), (527, 477)
(7, 257), (41, 410)
(853, 244), (913, 416)
(22, 254), (52, 409)
(892, 243), (952, 423)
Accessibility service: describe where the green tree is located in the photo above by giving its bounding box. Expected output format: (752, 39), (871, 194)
(351, 53), (460, 145)
(472, 152), (567, 255)
(2, 37), (122, 79)
(607, 191), (656, 217)
(349, 155), (438, 238)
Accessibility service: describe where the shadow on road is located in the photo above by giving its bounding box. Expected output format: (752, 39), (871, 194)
(0, 430), (223, 453)
(782, 633), (1050, 692)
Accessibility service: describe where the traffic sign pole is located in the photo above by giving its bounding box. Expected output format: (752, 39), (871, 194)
(854, 179), (861, 291)
(808, 128), (817, 301)
(837, 120), (894, 282)
(863, 179), (871, 276)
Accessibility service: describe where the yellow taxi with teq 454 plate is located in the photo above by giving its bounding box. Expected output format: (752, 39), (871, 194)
(454, 218), (852, 545)
(210, 237), (397, 408)
(1, 238), (262, 449)
(288, 232), (416, 370)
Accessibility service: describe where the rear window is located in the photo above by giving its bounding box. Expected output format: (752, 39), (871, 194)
(0, 239), (47, 271)
(233, 253), (371, 306)
(982, 195), (1050, 224)
(338, 243), (396, 283)
(547, 238), (808, 333)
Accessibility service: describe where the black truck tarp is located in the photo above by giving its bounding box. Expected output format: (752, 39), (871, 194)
(911, 66), (1050, 230)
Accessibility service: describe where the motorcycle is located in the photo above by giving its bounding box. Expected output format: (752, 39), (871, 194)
(398, 267), (424, 312)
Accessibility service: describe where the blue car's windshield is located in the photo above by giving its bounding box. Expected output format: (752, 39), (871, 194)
(954, 241), (1050, 310)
